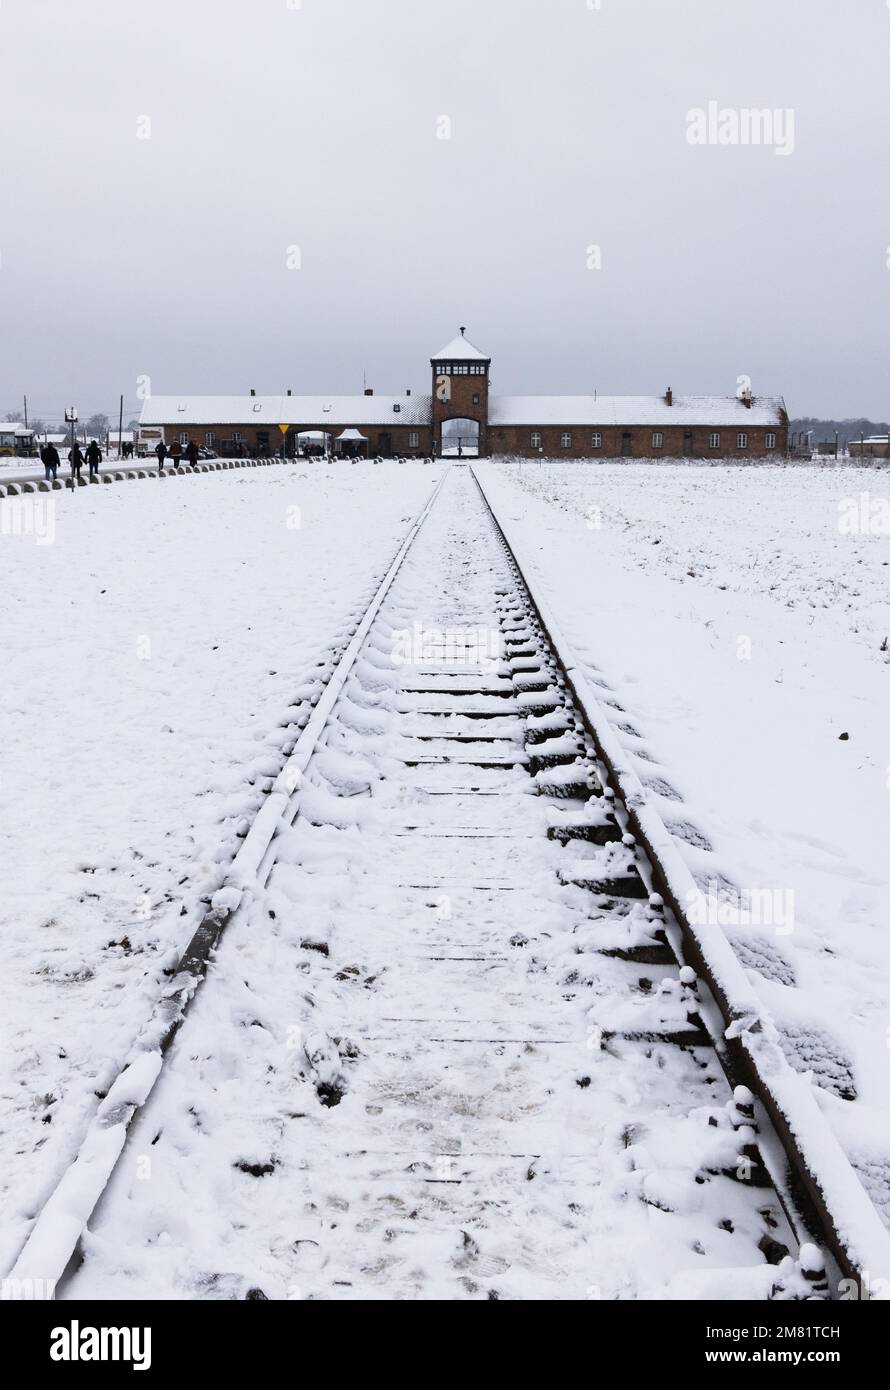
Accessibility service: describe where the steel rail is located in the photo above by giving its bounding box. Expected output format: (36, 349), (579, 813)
(471, 461), (890, 1294)
(6, 467), (450, 1293)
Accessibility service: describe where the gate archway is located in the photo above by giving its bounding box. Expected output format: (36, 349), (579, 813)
(440, 418), (480, 457)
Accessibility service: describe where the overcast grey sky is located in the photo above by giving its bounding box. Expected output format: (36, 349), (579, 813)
(1, 0), (888, 422)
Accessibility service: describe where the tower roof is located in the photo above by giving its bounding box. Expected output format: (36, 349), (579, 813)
(431, 328), (489, 362)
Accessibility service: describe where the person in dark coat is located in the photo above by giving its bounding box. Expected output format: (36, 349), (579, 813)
(155, 441), (168, 471)
(185, 440), (199, 467)
(43, 443), (60, 481)
(86, 440), (102, 478)
(169, 439), (182, 467)
(68, 444), (84, 481)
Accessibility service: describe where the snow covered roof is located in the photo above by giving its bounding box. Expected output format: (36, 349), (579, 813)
(431, 331), (489, 362)
(489, 395), (787, 428)
(0, 422), (34, 435)
(140, 395), (434, 428)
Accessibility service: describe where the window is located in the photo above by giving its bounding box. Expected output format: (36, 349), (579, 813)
(205, 432), (216, 448)
(651, 432), (663, 449)
(408, 432), (419, 448)
(233, 432), (243, 444)
(591, 433), (602, 449)
(439, 362), (486, 376)
(531, 432), (542, 449)
(561, 432), (573, 449)
(709, 432), (721, 449)
(765, 432), (776, 449)
(179, 432), (188, 447)
(472, 393), (480, 406)
(737, 432), (748, 449)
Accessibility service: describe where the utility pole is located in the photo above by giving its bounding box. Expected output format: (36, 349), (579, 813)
(118, 394), (124, 461)
(23, 395), (28, 428)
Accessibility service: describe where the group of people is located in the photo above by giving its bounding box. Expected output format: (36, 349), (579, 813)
(41, 439), (104, 482)
(154, 440), (200, 470)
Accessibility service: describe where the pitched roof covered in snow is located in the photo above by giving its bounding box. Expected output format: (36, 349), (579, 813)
(140, 395), (434, 428)
(489, 395), (787, 428)
(430, 331), (490, 362)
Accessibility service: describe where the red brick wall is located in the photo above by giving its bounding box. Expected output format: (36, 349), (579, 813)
(159, 423), (434, 457)
(490, 423), (788, 459)
(432, 364), (490, 454)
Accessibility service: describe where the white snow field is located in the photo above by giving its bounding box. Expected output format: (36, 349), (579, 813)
(3, 457), (889, 1301)
(55, 467), (801, 1302)
(476, 460), (890, 1228)
(0, 461), (442, 1272)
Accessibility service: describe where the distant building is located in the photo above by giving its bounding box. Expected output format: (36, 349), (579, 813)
(849, 436), (890, 459)
(0, 422), (36, 457)
(140, 331), (789, 459)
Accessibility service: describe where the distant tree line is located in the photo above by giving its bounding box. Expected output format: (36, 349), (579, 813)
(791, 417), (890, 445)
(2, 409), (139, 438)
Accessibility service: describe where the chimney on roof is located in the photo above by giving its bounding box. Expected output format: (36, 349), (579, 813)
(406, 389), (411, 397)
(287, 389), (292, 397)
(364, 388), (374, 396)
(665, 387), (673, 407)
(250, 388), (256, 397)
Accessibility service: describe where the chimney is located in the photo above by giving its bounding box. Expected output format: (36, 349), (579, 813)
(406, 389), (411, 397)
(665, 387), (673, 407)
(250, 388), (256, 397)
(364, 388), (374, 396)
(287, 389), (292, 397)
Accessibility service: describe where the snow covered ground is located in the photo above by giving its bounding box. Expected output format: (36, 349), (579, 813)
(4, 456), (889, 1299)
(49, 467), (800, 1302)
(477, 460), (890, 1225)
(0, 461), (441, 1271)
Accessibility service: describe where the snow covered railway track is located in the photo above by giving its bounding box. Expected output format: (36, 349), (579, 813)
(471, 463), (890, 1298)
(6, 465), (888, 1300)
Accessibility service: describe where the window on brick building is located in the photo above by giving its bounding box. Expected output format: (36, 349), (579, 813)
(179, 432), (188, 447)
(765, 432), (776, 449)
(409, 432), (419, 448)
(591, 433), (602, 448)
(652, 432), (663, 449)
(233, 432), (243, 444)
(531, 432), (542, 449)
(205, 432), (216, 448)
(561, 432), (573, 449)
(737, 432), (748, 449)
(709, 432), (721, 449)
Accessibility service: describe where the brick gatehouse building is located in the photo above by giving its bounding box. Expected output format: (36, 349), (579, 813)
(140, 330), (788, 460)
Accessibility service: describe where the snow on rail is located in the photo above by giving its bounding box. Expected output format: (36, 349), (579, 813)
(471, 462), (890, 1291)
(4, 469), (449, 1293)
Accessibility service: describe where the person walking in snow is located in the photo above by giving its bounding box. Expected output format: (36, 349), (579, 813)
(185, 439), (199, 468)
(68, 443), (84, 482)
(155, 441), (168, 471)
(43, 442), (60, 481)
(86, 440), (102, 479)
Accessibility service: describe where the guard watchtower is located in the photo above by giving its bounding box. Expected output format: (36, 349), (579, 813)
(430, 328), (491, 457)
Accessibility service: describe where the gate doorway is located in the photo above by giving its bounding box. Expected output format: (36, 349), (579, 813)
(440, 418), (480, 457)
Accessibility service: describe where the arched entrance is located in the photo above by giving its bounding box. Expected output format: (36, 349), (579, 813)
(440, 418), (480, 458)
(295, 430), (332, 459)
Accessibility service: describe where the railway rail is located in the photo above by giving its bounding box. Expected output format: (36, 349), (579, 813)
(6, 463), (889, 1300)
